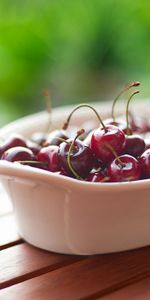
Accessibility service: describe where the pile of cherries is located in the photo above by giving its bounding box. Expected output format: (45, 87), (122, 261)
(1, 81), (150, 183)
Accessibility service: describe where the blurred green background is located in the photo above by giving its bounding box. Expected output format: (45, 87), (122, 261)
(0, 0), (150, 124)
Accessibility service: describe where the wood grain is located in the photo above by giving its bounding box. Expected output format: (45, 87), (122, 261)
(1, 246), (150, 300)
(0, 243), (82, 289)
(100, 277), (150, 300)
(0, 213), (21, 250)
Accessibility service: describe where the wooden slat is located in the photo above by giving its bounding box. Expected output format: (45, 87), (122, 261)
(100, 277), (150, 300)
(0, 243), (83, 289)
(1, 246), (150, 300)
(0, 214), (21, 250)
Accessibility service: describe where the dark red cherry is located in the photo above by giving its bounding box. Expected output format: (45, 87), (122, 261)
(86, 171), (109, 182)
(90, 125), (126, 164)
(139, 149), (150, 178)
(59, 139), (95, 178)
(124, 135), (145, 157)
(37, 145), (60, 172)
(0, 134), (27, 158)
(1, 146), (35, 163)
(45, 129), (68, 146)
(108, 154), (141, 182)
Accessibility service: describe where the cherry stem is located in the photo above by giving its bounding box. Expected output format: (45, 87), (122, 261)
(126, 90), (140, 135)
(44, 89), (52, 133)
(104, 143), (124, 167)
(15, 160), (48, 165)
(111, 81), (140, 122)
(67, 129), (85, 180)
(62, 103), (107, 132)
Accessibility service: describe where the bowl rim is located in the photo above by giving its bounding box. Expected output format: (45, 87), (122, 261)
(0, 160), (150, 193)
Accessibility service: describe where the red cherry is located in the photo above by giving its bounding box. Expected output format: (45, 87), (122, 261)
(139, 149), (150, 178)
(0, 134), (27, 158)
(90, 125), (126, 163)
(108, 154), (141, 182)
(1, 146), (35, 163)
(124, 135), (145, 157)
(37, 145), (60, 172)
(59, 139), (95, 178)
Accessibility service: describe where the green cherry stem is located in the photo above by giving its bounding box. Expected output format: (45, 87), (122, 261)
(67, 129), (85, 180)
(126, 90), (140, 135)
(111, 81), (140, 122)
(62, 103), (107, 133)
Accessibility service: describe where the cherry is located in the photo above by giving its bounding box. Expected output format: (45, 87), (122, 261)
(90, 124), (126, 163)
(1, 146), (35, 163)
(44, 129), (68, 146)
(59, 138), (95, 178)
(0, 134), (27, 158)
(86, 171), (109, 182)
(37, 145), (60, 172)
(108, 154), (141, 182)
(124, 135), (145, 157)
(139, 149), (150, 178)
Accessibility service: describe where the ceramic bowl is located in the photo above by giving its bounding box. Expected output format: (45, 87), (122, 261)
(0, 101), (150, 255)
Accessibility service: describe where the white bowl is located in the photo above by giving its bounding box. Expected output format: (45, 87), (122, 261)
(0, 101), (150, 255)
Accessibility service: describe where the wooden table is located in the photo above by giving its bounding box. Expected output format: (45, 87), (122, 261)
(1, 186), (150, 299)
